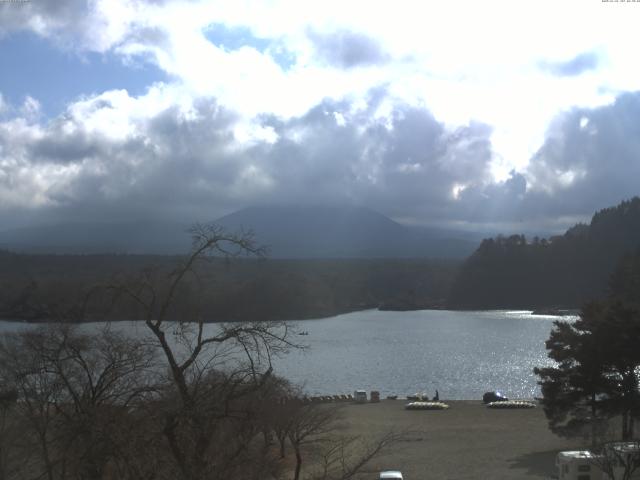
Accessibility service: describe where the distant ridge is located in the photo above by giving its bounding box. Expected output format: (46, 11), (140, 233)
(0, 205), (479, 258)
(0, 221), (192, 255)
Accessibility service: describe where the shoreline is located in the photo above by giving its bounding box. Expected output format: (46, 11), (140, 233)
(0, 306), (579, 324)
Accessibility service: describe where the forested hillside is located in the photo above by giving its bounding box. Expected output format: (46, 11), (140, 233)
(449, 197), (640, 309)
(5, 197), (638, 320)
(0, 253), (457, 322)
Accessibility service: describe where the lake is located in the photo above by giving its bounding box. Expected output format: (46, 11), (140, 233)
(272, 309), (569, 400)
(0, 309), (571, 400)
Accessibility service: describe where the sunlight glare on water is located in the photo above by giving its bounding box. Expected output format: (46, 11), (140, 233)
(0, 309), (575, 401)
(272, 309), (573, 400)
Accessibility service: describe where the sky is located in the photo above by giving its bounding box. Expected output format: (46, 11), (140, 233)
(0, 0), (639, 234)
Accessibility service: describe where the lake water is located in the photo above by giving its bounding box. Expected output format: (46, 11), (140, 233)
(0, 309), (572, 400)
(273, 309), (569, 400)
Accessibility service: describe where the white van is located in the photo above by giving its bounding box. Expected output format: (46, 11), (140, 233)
(556, 451), (601, 480)
(557, 445), (640, 480)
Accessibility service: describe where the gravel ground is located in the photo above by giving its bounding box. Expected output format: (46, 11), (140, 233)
(333, 400), (587, 480)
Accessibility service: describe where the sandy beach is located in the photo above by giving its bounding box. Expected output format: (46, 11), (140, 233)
(333, 400), (586, 480)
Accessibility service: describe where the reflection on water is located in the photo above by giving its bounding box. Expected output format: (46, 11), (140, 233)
(0, 309), (574, 400)
(272, 309), (572, 400)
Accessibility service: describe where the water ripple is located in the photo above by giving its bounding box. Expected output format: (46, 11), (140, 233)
(273, 309), (564, 400)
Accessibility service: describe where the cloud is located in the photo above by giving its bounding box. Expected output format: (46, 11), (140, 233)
(449, 91), (640, 230)
(0, 85), (499, 229)
(2, 1), (640, 235)
(0, 0), (631, 173)
(235, 93), (498, 225)
(388, 90), (640, 231)
(0, 0), (89, 36)
(2, 83), (640, 234)
(0, 0), (173, 54)
(0, 0), (111, 51)
(522, 91), (640, 215)
(539, 51), (600, 77)
(308, 30), (390, 68)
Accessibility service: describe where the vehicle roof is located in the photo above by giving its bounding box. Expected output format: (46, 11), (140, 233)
(557, 451), (596, 459)
(607, 442), (640, 453)
(379, 470), (403, 479)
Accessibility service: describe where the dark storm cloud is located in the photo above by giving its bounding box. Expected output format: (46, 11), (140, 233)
(523, 91), (640, 215)
(539, 51), (600, 77)
(0, 88), (499, 229)
(244, 94), (495, 224)
(451, 91), (640, 230)
(453, 171), (528, 223)
(308, 30), (390, 68)
(0, 0), (171, 53)
(0, 0), (91, 42)
(43, 99), (242, 222)
(5, 86), (640, 233)
(27, 122), (105, 164)
(0, 94), (245, 227)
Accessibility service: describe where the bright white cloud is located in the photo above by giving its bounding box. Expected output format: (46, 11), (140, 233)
(105, 0), (638, 180)
(5, 1), (639, 160)
(1, 0), (640, 230)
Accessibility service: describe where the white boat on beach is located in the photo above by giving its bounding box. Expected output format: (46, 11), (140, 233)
(486, 400), (536, 409)
(405, 401), (449, 410)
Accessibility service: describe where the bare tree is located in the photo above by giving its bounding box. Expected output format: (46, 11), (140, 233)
(0, 388), (19, 480)
(311, 430), (407, 480)
(286, 403), (340, 480)
(107, 224), (299, 480)
(0, 324), (158, 480)
(0, 327), (67, 480)
(590, 441), (640, 480)
(0, 224), (402, 480)
(282, 400), (409, 480)
(261, 380), (298, 459)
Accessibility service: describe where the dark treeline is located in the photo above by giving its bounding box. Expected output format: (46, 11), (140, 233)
(449, 197), (640, 309)
(0, 252), (458, 322)
(6, 196), (639, 320)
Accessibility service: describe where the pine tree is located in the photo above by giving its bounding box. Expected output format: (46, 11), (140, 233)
(535, 253), (640, 443)
(534, 302), (614, 444)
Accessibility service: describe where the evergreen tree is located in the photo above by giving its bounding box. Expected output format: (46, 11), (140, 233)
(535, 253), (640, 443)
(534, 302), (614, 444)
(596, 301), (640, 440)
(450, 197), (640, 309)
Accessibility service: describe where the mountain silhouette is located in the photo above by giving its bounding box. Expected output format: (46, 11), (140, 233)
(0, 205), (479, 258)
(215, 205), (478, 258)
